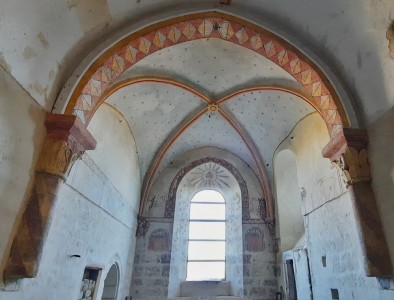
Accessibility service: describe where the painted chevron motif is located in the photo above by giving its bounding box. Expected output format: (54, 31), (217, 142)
(66, 14), (346, 137)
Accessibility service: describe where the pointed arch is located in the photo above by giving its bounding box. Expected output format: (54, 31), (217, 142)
(162, 157), (253, 221)
(59, 12), (349, 137)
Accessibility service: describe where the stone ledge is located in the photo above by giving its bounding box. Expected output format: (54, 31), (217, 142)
(180, 281), (232, 297)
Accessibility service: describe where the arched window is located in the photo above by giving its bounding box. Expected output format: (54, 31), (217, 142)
(187, 190), (225, 281)
(168, 161), (244, 298)
(101, 263), (119, 300)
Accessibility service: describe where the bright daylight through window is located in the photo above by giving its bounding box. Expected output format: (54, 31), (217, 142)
(187, 190), (225, 281)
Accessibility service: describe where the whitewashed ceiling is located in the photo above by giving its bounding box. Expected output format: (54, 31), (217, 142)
(116, 39), (301, 97)
(1, 0), (393, 124)
(2, 0), (393, 188)
(106, 39), (314, 183)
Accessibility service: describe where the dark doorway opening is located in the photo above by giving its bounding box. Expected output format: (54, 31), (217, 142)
(286, 259), (298, 300)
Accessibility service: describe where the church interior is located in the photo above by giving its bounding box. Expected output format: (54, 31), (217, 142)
(0, 1), (394, 299)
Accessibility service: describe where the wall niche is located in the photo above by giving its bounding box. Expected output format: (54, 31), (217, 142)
(78, 267), (100, 300)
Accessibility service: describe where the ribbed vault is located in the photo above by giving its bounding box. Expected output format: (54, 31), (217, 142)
(54, 12), (351, 222)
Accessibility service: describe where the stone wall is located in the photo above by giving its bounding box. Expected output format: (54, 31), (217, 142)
(131, 147), (277, 300)
(274, 113), (394, 300)
(132, 222), (173, 299)
(243, 224), (277, 299)
(78, 268), (99, 300)
(0, 104), (141, 300)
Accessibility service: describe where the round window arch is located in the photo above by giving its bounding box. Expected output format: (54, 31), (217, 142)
(101, 263), (119, 300)
(187, 190), (226, 281)
(168, 162), (244, 297)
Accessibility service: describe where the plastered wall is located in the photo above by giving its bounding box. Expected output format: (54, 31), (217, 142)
(274, 149), (304, 254)
(0, 67), (46, 285)
(0, 104), (141, 300)
(368, 107), (394, 276)
(275, 113), (394, 300)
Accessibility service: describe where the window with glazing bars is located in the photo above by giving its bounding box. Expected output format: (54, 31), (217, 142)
(186, 190), (225, 281)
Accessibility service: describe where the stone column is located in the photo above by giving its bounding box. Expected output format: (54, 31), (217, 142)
(3, 114), (96, 279)
(322, 128), (392, 277)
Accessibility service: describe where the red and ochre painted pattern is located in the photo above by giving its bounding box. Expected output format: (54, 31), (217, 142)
(4, 174), (62, 278)
(67, 14), (345, 136)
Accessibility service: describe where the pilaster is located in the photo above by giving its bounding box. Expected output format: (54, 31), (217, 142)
(3, 114), (96, 279)
(323, 128), (392, 277)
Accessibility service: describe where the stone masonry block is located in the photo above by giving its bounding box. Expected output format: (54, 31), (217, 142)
(144, 266), (161, 277)
(250, 287), (266, 296)
(162, 265), (170, 277)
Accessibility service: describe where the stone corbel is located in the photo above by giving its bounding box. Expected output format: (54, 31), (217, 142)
(3, 114), (96, 279)
(267, 219), (276, 237)
(322, 128), (371, 185)
(323, 128), (392, 277)
(136, 216), (150, 237)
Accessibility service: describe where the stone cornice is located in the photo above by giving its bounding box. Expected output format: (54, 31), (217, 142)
(322, 128), (368, 162)
(36, 114), (97, 179)
(45, 114), (96, 151)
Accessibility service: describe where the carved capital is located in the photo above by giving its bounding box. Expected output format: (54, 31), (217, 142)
(338, 147), (371, 186)
(323, 128), (370, 186)
(36, 114), (96, 179)
(3, 114), (96, 279)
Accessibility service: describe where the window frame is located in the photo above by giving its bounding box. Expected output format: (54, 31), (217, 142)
(186, 190), (226, 281)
